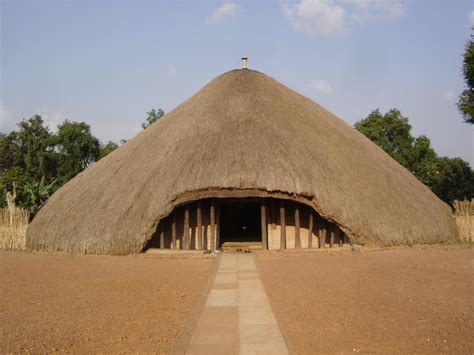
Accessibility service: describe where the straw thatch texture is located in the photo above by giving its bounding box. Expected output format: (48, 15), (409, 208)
(26, 69), (457, 254)
(1, 207), (29, 250)
(453, 199), (473, 242)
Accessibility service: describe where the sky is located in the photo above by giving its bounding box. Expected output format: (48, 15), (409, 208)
(1, 0), (473, 165)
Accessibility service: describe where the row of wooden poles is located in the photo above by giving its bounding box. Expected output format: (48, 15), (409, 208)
(156, 200), (219, 250)
(262, 200), (347, 250)
(156, 199), (347, 250)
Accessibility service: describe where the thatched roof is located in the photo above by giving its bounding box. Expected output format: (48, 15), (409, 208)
(26, 69), (457, 254)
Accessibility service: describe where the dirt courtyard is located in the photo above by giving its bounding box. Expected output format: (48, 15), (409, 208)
(1, 245), (473, 354)
(257, 245), (474, 354)
(0, 251), (215, 353)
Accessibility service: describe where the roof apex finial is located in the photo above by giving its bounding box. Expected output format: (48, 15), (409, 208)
(241, 57), (248, 69)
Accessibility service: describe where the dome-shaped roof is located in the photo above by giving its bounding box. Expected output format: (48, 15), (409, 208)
(26, 69), (457, 254)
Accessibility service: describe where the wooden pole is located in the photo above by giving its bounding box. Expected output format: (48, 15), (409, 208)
(159, 223), (165, 249)
(307, 211), (313, 249)
(261, 200), (268, 250)
(171, 211), (177, 249)
(184, 205), (190, 250)
(280, 200), (286, 250)
(314, 214), (320, 248)
(197, 202), (203, 250)
(295, 205), (301, 249)
(320, 219), (326, 249)
(330, 223), (335, 248)
(210, 200), (215, 251)
(337, 226), (343, 247)
(216, 201), (220, 249)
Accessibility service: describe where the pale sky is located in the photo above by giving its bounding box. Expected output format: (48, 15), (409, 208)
(1, 0), (473, 164)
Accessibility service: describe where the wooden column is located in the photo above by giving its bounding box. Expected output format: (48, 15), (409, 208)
(171, 211), (177, 249)
(159, 223), (165, 249)
(261, 200), (268, 250)
(295, 205), (301, 249)
(280, 200), (286, 250)
(183, 205), (190, 250)
(314, 214), (320, 248)
(197, 202), (203, 250)
(216, 202), (220, 249)
(320, 219), (326, 249)
(307, 211), (313, 249)
(330, 223), (335, 248)
(334, 224), (342, 247)
(210, 200), (215, 251)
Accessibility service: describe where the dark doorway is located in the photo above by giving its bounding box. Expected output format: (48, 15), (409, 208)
(220, 199), (261, 244)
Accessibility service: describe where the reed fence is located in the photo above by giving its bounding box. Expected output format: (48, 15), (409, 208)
(0, 207), (30, 250)
(453, 199), (473, 242)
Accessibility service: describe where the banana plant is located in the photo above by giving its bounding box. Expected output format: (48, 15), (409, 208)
(23, 177), (57, 215)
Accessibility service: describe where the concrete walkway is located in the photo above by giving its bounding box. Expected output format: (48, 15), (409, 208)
(185, 252), (288, 355)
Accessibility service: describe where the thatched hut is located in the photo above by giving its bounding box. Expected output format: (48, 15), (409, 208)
(26, 68), (457, 254)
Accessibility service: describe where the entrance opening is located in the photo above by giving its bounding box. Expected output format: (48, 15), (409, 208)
(220, 199), (261, 244)
(143, 196), (349, 252)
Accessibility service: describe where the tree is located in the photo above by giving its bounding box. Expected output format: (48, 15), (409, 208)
(432, 158), (474, 203)
(0, 115), (114, 215)
(355, 108), (474, 204)
(13, 115), (56, 182)
(99, 141), (119, 159)
(458, 33), (474, 124)
(354, 109), (417, 169)
(1, 166), (30, 198)
(0, 116), (56, 212)
(142, 108), (164, 129)
(0, 132), (21, 175)
(410, 135), (440, 188)
(52, 120), (100, 183)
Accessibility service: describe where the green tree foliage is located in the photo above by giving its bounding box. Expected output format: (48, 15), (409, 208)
(99, 141), (119, 159)
(23, 177), (57, 214)
(354, 109), (416, 167)
(142, 108), (164, 129)
(411, 135), (440, 188)
(355, 109), (474, 204)
(52, 120), (101, 183)
(433, 158), (474, 204)
(11, 115), (56, 181)
(0, 116), (56, 202)
(458, 34), (474, 124)
(0, 115), (118, 213)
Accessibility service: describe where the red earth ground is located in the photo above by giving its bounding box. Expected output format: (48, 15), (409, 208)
(256, 244), (473, 354)
(1, 245), (473, 354)
(0, 251), (216, 354)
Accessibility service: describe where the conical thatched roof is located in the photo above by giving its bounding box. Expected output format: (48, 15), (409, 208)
(26, 69), (457, 254)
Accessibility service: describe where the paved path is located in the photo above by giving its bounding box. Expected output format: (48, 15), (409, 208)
(185, 252), (288, 355)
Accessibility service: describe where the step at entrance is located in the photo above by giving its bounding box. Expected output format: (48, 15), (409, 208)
(221, 241), (262, 250)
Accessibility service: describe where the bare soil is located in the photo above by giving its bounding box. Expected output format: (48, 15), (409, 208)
(0, 251), (215, 353)
(256, 245), (474, 354)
